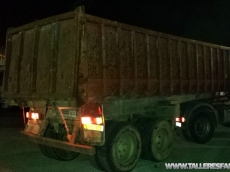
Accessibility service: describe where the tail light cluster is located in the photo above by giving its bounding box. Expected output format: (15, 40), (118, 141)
(175, 117), (186, 127)
(81, 105), (104, 132)
(26, 112), (44, 120)
(81, 117), (103, 125)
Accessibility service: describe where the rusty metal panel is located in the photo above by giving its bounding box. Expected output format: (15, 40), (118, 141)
(4, 8), (230, 105)
(224, 50), (229, 90)
(188, 43), (196, 93)
(103, 26), (119, 97)
(56, 19), (76, 96)
(134, 32), (147, 95)
(104, 26), (119, 79)
(159, 37), (170, 95)
(84, 23), (102, 79)
(3, 9), (83, 104)
(180, 41), (189, 94)
(218, 49), (224, 91)
(119, 29), (134, 95)
(8, 34), (21, 94)
(81, 14), (230, 101)
(204, 46), (212, 92)
(36, 24), (55, 95)
(80, 22), (103, 100)
(171, 39), (180, 94)
(212, 48), (218, 91)
(20, 29), (35, 94)
(197, 45), (205, 92)
(148, 35), (159, 95)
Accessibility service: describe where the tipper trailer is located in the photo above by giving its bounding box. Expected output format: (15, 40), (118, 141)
(3, 6), (230, 172)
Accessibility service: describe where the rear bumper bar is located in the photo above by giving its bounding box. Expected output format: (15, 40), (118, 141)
(21, 131), (95, 155)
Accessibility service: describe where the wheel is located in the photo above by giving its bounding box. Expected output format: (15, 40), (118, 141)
(190, 111), (215, 144)
(135, 118), (173, 162)
(39, 124), (80, 161)
(110, 125), (140, 171)
(38, 124), (57, 159)
(89, 121), (117, 171)
(90, 122), (141, 172)
(89, 151), (105, 171)
(52, 125), (80, 161)
(151, 120), (173, 161)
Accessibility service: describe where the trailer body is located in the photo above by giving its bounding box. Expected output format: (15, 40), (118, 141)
(3, 10), (230, 105)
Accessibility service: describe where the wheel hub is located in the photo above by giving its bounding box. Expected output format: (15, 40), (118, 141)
(155, 129), (168, 150)
(116, 131), (137, 163)
(195, 118), (210, 137)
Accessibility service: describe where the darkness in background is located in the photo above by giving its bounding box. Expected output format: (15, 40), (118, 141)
(0, 0), (230, 47)
(0, 72), (3, 85)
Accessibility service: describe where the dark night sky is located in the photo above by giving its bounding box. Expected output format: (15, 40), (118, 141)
(1, 0), (230, 47)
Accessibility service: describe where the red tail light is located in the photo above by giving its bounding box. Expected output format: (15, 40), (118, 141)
(81, 104), (104, 132)
(175, 117), (186, 123)
(81, 117), (103, 125)
(26, 112), (43, 120)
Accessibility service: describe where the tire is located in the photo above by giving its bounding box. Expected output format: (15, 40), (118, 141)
(90, 122), (141, 172)
(52, 125), (80, 161)
(136, 118), (173, 162)
(106, 123), (141, 172)
(39, 124), (80, 161)
(190, 111), (215, 144)
(89, 121), (117, 171)
(38, 124), (57, 159)
(89, 152), (104, 171)
(135, 118), (153, 160)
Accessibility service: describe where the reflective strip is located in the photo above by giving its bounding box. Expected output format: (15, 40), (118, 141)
(83, 124), (104, 131)
(176, 122), (182, 127)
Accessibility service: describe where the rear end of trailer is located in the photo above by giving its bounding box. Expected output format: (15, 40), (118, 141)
(3, 6), (175, 171)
